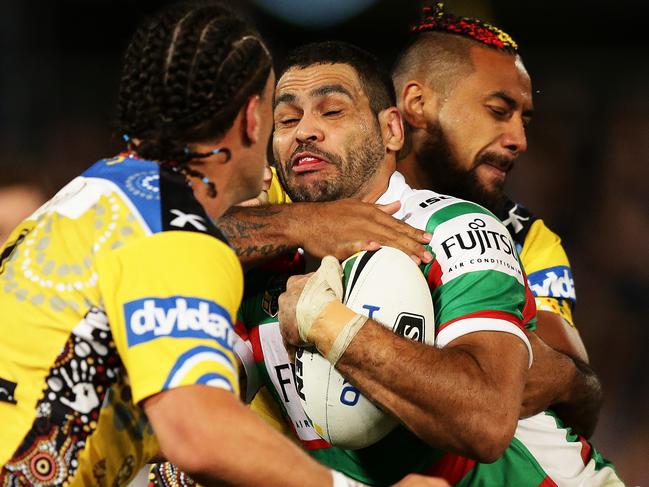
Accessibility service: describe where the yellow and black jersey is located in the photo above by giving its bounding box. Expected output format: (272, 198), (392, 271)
(0, 154), (243, 486)
(498, 199), (576, 326)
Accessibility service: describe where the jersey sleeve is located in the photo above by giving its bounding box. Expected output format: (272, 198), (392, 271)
(519, 219), (576, 326)
(96, 231), (243, 404)
(422, 201), (536, 365)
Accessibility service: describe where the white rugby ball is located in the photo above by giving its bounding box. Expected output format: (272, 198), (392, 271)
(294, 246), (435, 450)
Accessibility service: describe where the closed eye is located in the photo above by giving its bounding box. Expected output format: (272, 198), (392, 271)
(487, 105), (509, 118)
(277, 117), (300, 126)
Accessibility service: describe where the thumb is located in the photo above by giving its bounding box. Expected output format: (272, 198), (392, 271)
(319, 255), (344, 300)
(376, 200), (401, 215)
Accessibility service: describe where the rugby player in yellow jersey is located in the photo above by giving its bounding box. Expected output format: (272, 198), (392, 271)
(0, 2), (441, 486)
(392, 3), (602, 437)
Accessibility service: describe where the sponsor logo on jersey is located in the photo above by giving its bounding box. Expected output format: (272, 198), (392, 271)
(528, 266), (576, 301)
(258, 324), (324, 443)
(501, 203), (531, 235)
(124, 296), (233, 347)
(432, 213), (523, 284)
(440, 217), (514, 258)
(169, 209), (207, 231)
(418, 194), (452, 209)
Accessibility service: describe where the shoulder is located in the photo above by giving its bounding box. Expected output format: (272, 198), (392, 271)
(82, 154), (227, 244)
(402, 189), (499, 233)
(502, 199), (572, 272)
(496, 199), (538, 247)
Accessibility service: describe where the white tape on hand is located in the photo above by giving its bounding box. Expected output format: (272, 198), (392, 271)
(296, 255), (344, 342)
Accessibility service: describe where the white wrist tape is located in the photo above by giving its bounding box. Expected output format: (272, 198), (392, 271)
(232, 335), (260, 403)
(296, 255), (344, 342)
(326, 312), (369, 366)
(331, 470), (368, 487)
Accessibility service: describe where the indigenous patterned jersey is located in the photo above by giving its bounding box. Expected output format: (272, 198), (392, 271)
(240, 172), (621, 486)
(0, 154), (243, 486)
(498, 200), (576, 326)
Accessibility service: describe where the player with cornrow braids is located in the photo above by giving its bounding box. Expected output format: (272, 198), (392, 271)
(116, 2), (273, 200)
(0, 2), (443, 486)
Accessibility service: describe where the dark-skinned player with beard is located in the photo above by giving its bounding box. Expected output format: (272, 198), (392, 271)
(266, 42), (622, 486)
(392, 3), (602, 439)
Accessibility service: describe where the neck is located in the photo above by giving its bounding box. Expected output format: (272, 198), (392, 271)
(357, 157), (396, 203)
(397, 151), (434, 191)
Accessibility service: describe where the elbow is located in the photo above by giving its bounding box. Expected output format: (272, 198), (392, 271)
(157, 432), (211, 478)
(471, 414), (518, 463)
(412, 409), (517, 464)
(463, 410), (518, 463)
(471, 423), (515, 463)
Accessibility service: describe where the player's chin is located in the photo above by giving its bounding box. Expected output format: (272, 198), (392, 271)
(475, 171), (505, 195)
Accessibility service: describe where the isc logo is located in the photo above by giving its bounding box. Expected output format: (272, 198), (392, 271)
(124, 296), (233, 347)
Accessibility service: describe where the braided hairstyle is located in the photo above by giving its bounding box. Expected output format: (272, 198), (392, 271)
(116, 1), (272, 180)
(393, 2), (520, 98)
(393, 3), (520, 160)
(411, 2), (518, 53)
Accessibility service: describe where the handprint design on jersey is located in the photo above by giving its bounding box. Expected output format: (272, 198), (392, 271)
(1, 307), (124, 485)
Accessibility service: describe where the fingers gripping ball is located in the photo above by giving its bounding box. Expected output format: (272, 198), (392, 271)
(295, 247), (436, 449)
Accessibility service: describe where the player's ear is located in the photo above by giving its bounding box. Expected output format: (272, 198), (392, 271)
(378, 107), (404, 153)
(399, 81), (436, 130)
(243, 95), (262, 145)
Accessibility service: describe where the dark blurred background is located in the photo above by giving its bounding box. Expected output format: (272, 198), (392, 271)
(1, 0), (648, 484)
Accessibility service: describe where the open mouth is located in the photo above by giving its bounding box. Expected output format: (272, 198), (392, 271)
(291, 153), (331, 174)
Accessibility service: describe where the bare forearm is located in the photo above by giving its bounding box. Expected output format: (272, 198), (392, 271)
(191, 403), (330, 486)
(216, 205), (301, 267)
(551, 357), (602, 438)
(523, 312), (602, 437)
(147, 387), (332, 487)
(217, 199), (434, 268)
(331, 323), (526, 462)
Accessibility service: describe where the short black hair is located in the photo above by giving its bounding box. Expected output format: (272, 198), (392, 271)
(116, 1), (272, 167)
(278, 41), (395, 116)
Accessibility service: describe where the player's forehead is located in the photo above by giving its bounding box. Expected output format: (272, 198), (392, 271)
(274, 63), (365, 108)
(466, 46), (533, 108)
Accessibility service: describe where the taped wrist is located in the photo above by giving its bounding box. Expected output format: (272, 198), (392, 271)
(296, 255), (344, 342)
(311, 301), (368, 365)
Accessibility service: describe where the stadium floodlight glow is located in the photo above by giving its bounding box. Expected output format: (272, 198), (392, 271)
(252, 0), (378, 28)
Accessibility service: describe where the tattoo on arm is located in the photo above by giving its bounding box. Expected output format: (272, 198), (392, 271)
(216, 206), (284, 240)
(216, 206), (296, 265)
(217, 217), (268, 240)
(234, 244), (294, 259)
